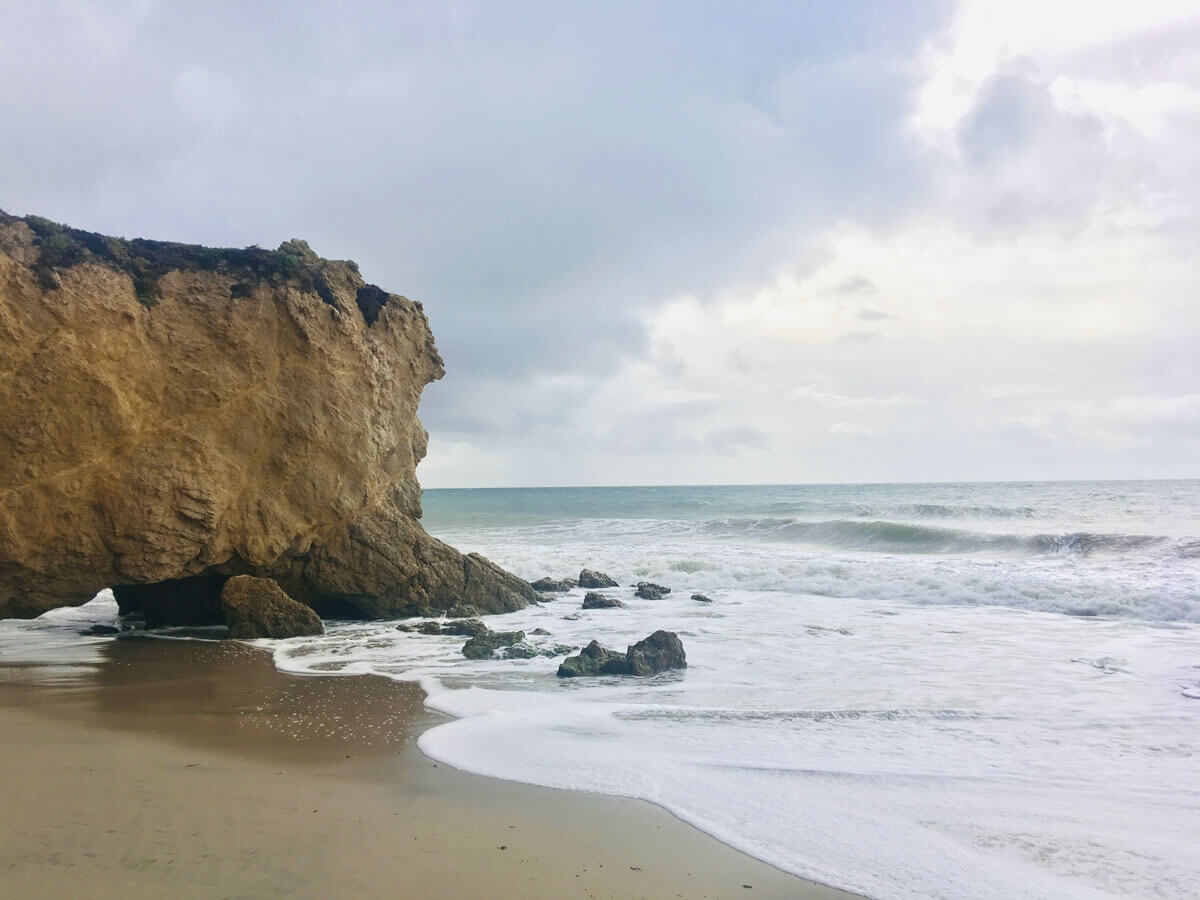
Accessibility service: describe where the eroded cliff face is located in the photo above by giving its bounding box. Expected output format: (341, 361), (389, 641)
(0, 211), (534, 620)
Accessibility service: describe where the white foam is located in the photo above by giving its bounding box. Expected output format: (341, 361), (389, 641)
(272, 588), (1200, 898)
(0, 590), (120, 668)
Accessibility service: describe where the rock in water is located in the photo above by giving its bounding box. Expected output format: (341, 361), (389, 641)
(691, 593), (714, 603)
(0, 211), (536, 621)
(462, 629), (526, 660)
(556, 640), (630, 677)
(220, 575), (324, 639)
(625, 630), (687, 675)
(582, 592), (625, 609)
(634, 581), (671, 600)
(578, 569), (618, 589)
(557, 631), (687, 677)
(530, 577), (577, 593)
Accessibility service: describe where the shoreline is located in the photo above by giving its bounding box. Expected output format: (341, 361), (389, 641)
(0, 637), (858, 899)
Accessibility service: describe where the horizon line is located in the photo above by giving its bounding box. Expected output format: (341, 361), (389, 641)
(420, 475), (1198, 491)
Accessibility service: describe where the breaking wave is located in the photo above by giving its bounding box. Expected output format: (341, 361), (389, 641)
(703, 517), (1172, 557)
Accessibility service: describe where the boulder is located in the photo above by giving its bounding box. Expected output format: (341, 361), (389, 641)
(462, 629), (525, 660)
(578, 569), (618, 589)
(626, 630), (687, 675)
(634, 582), (671, 600)
(395, 617), (490, 637)
(556, 631), (687, 677)
(499, 641), (575, 660)
(691, 593), (714, 603)
(442, 618), (491, 637)
(556, 640), (629, 677)
(0, 211), (536, 621)
(220, 575), (324, 639)
(530, 577), (577, 593)
(582, 592), (625, 609)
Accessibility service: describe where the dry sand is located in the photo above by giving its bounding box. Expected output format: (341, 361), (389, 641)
(0, 638), (858, 899)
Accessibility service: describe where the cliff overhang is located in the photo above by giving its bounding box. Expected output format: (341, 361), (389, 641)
(0, 210), (534, 622)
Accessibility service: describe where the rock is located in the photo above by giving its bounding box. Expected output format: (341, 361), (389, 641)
(625, 630), (687, 675)
(529, 627), (551, 636)
(445, 604), (483, 619)
(500, 641), (575, 660)
(0, 211), (536, 621)
(582, 592), (625, 609)
(462, 629), (525, 660)
(691, 593), (714, 603)
(220, 575), (324, 640)
(556, 640), (630, 677)
(578, 569), (618, 589)
(556, 631), (687, 678)
(79, 624), (120, 636)
(442, 618), (491, 637)
(530, 577), (577, 593)
(634, 582), (671, 600)
(500, 642), (540, 659)
(395, 617), (489, 637)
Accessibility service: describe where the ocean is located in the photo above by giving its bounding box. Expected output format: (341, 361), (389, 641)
(5, 480), (1198, 898)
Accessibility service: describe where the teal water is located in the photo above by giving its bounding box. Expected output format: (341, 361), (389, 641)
(422, 480), (1200, 621)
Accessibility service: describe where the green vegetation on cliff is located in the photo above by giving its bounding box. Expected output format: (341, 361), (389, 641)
(0, 208), (390, 323)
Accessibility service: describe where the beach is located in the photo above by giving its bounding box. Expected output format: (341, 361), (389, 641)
(0, 637), (854, 899)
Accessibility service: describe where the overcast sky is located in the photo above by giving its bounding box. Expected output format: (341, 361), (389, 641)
(2, 1), (1197, 486)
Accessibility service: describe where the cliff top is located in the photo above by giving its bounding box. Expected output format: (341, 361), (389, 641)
(0, 208), (396, 325)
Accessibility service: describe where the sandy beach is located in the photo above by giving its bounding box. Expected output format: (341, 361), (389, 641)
(0, 637), (856, 899)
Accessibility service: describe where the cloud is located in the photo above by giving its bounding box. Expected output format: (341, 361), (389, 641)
(1, 1), (1196, 485)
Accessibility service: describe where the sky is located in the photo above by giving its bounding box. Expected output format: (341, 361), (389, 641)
(2, 1), (1197, 486)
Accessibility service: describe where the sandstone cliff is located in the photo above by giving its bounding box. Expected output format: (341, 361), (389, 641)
(0, 211), (535, 621)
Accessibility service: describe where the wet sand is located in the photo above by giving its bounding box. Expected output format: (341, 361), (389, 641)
(0, 638), (858, 898)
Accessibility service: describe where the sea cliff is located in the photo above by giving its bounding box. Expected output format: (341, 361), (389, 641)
(0, 211), (534, 622)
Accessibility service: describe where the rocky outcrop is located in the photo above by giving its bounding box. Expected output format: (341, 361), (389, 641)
(557, 631), (687, 677)
(582, 592), (624, 609)
(578, 569), (618, 589)
(557, 640), (629, 677)
(462, 628), (526, 660)
(220, 575), (323, 639)
(634, 582), (671, 600)
(625, 630), (687, 675)
(0, 211), (536, 621)
(531, 577), (577, 593)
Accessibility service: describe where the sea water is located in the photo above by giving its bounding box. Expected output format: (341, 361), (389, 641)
(5, 481), (1198, 898)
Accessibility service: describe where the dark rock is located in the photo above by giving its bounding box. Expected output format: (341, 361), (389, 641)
(79, 624), (120, 636)
(691, 593), (714, 603)
(557, 631), (687, 678)
(501, 641), (540, 659)
(530, 627), (551, 636)
(634, 582), (671, 600)
(220, 575), (324, 639)
(396, 617), (490, 637)
(445, 604), (483, 619)
(443, 618), (491, 637)
(578, 569), (618, 589)
(530, 577), (577, 593)
(557, 640), (630, 677)
(462, 629), (525, 660)
(582, 592), (625, 609)
(500, 641), (576, 660)
(626, 630), (687, 675)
